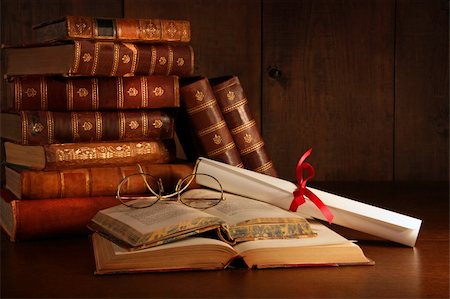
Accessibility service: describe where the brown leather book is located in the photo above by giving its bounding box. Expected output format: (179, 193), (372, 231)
(4, 139), (176, 170)
(0, 110), (175, 145)
(32, 16), (191, 43)
(211, 76), (278, 177)
(179, 77), (243, 167)
(5, 162), (196, 199)
(4, 40), (194, 77)
(0, 188), (119, 241)
(6, 75), (180, 111)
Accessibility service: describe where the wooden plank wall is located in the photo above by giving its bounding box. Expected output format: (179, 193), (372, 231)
(262, 0), (396, 181)
(0, 0), (448, 182)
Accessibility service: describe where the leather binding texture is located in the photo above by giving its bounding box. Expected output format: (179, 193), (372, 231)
(33, 16), (191, 43)
(5, 163), (196, 199)
(4, 139), (176, 170)
(1, 110), (175, 145)
(4, 40), (194, 77)
(0, 188), (119, 241)
(211, 76), (277, 177)
(7, 75), (180, 111)
(180, 77), (243, 168)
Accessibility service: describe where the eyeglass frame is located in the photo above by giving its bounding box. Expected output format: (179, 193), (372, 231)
(115, 162), (225, 209)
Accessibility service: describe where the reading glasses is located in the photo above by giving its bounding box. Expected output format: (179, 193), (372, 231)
(116, 163), (225, 209)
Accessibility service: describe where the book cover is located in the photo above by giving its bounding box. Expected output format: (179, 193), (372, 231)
(210, 75), (278, 177)
(32, 16), (190, 43)
(179, 77), (243, 167)
(91, 221), (373, 274)
(89, 189), (315, 249)
(0, 188), (119, 241)
(6, 75), (180, 111)
(4, 139), (176, 170)
(5, 162), (196, 199)
(4, 40), (194, 77)
(0, 110), (175, 145)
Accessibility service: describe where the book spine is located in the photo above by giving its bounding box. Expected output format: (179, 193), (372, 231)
(62, 16), (191, 42)
(0, 189), (118, 241)
(70, 40), (194, 77)
(16, 163), (196, 199)
(19, 110), (175, 145)
(10, 75), (180, 111)
(211, 76), (278, 177)
(40, 139), (176, 170)
(180, 77), (244, 167)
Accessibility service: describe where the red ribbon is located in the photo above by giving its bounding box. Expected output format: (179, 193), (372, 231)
(289, 148), (334, 224)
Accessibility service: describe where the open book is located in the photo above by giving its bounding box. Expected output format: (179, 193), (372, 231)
(89, 189), (315, 249)
(91, 221), (374, 274)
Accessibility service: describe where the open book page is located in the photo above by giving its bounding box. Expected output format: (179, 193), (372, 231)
(91, 200), (223, 247)
(182, 189), (307, 225)
(181, 189), (315, 242)
(234, 222), (350, 252)
(233, 222), (373, 268)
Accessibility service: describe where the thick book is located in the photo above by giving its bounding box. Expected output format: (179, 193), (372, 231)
(89, 189), (315, 249)
(0, 188), (119, 241)
(91, 221), (373, 274)
(3, 40), (194, 77)
(211, 76), (278, 177)
(32, 16), (190, 43)
(0, 110), (175, 145)
(179, 77), (243, 167)
(5, 162), (195, 199)
(3, 139), (176, 170)
(6, 75), (180, 111)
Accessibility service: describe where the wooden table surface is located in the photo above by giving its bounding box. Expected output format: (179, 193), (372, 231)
(1, 182), (448, 298)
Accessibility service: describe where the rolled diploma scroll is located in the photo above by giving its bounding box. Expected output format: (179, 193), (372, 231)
(195, 157), (422, 247)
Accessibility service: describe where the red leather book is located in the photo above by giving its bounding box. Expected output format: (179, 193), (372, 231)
(4, 139), (176, 170)
(179, 77), (243, 167)
(0, 110), (175, 145)
(211, 76), (278, 177)
(5, 162), (196, 199)
(6, 75), (180, 111)
(33, 16), (191, 43)
(4, 40), (194, 77)
(0, 188), (119, 241)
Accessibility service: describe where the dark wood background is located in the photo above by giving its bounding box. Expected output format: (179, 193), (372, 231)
(1, 0), (448, 182)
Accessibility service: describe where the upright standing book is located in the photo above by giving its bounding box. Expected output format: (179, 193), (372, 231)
(211, 76), (277, 177)
(179, 77), (243, 167)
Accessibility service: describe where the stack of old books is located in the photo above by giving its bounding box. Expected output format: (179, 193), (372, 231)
(0, 16), (196, 241)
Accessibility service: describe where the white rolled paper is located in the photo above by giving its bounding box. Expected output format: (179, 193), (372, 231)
(195, 157), (422, 247)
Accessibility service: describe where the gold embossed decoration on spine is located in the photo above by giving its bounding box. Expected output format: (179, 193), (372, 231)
(180, 77), (243, 167)
(211, 76), (278, 177)
(15, 111), (174, 145)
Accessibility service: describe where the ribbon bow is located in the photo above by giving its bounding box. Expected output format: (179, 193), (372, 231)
(289, 148), (334, 224)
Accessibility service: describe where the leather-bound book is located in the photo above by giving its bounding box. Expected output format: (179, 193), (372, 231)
(6, 75), (180, 111)
(5, 162), (196, 199)
(32, 16), (191, 44)
(210, 76), (277, 177)
(179, 77), (243, 167)
(4, 40), (194, 77)
(0, 110), (175, 145)
(4, 139), (176, 170)
(0, 188), (119, 241)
